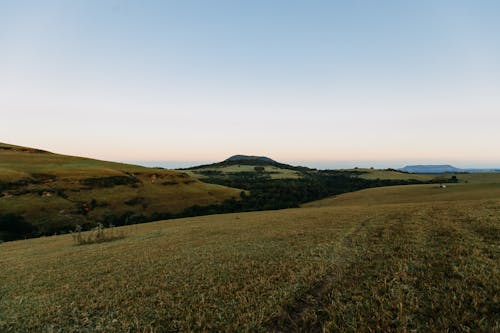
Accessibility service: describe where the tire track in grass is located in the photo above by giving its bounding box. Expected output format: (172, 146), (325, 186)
(266, 214), (376, 332)
(268, 203), (500, 332)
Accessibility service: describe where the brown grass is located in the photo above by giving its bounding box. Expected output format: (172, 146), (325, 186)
(0, 183), (499, 332)
(72, 224), (125, 245)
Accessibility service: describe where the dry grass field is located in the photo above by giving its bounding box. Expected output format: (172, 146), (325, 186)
(1, 178), (499, 332)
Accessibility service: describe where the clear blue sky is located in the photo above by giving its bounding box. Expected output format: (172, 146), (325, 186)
(2, 0), (500, 168)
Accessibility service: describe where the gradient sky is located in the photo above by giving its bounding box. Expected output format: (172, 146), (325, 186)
(2, 0), (500, 168)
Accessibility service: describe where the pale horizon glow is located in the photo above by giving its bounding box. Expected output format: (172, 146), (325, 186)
(2, 1), (500, 167)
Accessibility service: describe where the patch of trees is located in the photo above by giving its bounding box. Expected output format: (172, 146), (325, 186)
(80, 175), (139, 188)
(0, 174), (59, 193)
(195, 170), (224, 176)
(196, 170), (429, 212)
(0, 179), (31, 192)
(431, 175), (459, 184)
(0, 213), (38, 241)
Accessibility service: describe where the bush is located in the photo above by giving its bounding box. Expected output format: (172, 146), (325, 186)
(80, 175), (139, 188)
(0, 213), (37, 241)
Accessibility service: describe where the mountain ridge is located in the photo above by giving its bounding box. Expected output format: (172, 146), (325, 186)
(400, 164), (500, 174)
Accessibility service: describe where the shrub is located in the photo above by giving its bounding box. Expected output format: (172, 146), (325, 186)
(0, 213), (37, 241)
(80, 175), (139, 188)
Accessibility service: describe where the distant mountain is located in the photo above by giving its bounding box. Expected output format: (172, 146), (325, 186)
(400, 164), (500, 174)
(400, 165), (462, 174)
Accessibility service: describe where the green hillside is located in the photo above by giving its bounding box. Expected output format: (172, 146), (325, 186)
(0, 142), (241, 240)
(0, 178), (498, 331)
(184, 154), (303, 180)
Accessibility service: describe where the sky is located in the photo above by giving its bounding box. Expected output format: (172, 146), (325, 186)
(1, 0), (500, 169)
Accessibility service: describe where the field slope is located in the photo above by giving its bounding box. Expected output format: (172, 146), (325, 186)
(0, 142), (241, 240)
(1, 180), (498, 331)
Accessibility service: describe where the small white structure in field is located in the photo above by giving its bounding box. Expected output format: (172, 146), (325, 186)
(439, 184), (447, 188)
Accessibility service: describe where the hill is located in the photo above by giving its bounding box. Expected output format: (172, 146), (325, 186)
(0, 142), (241, 241)
(345, 168), (436, 181)
(0, 179), (498, 331)
(225, 154), (278, 164)
(186, 154), (310, 174)
(183, 159), (442, 212)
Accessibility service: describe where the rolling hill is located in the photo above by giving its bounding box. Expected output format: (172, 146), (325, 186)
(0, 142), (241, 241)
(184, 154), (306, 180)
(0, 178), (498, 331)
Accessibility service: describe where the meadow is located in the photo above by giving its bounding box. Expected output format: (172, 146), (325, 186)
(1, 181), (498, 332)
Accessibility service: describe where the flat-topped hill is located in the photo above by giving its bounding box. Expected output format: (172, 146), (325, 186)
(224, 154), (277, 164)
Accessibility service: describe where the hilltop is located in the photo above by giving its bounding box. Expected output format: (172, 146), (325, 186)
(225, 154), (278, 164)
(0, 142), (241, 241)
(187, 154), (308, 173)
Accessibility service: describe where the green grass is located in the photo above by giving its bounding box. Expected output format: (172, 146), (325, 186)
(0, 142), (241, 234)
(185, 164), (301, 180)
(303, 182), (500, 207)
(353, 167), (500, 184)
(1, 181), (498, 331)
(353, 168), (436, 181)
(454, 172), (500, 184)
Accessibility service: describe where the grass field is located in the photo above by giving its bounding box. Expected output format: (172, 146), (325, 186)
(0, 142), (241, 236)
(185, 164), (302, 180)
(354, 167), (500, 184)
(1, 180), (498, 331)
(303, 183), (500, 207)
(352, 168), (436, 181)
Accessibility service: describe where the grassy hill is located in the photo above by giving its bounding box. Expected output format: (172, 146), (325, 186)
(184, 154), (303, 180)
(0, 142), (241, 240)
(351, 168), (436, 181)
(304, 182), (500, 207)
(182, 158), (447, 213)
(185, 163), (302, 180)
(1, 178), (498, 331)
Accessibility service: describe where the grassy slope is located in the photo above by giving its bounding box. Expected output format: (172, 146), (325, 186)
(185, 164), (301, 180)
(303, 183), (500, 207)
(352, 168), (436, 181)
(0, 175), (499, 331)
(0, 143), (241, 232)
(354, 167), (500, 183)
